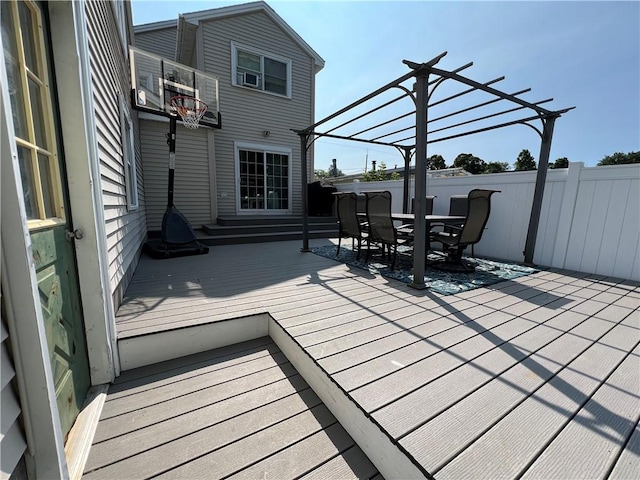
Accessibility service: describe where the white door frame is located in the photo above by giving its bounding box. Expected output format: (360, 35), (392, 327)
(0, 1), (118, 476)
(48, 0), (119, 385)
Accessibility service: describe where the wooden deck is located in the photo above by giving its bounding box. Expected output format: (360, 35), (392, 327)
(102, 239), (639, 479)
(84, 337), (380, 479)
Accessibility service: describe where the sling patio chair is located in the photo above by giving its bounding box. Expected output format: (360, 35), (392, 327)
(429, 189), (500, 271)
(411, 196), (436, 215)
(428, 193), (472, 254)
(335, 192), (368, 259)
(397, 195), (437, 236)
(364, 191), (413, 269)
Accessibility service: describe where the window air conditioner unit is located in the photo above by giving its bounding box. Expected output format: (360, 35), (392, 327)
(242, 72), (259, 88)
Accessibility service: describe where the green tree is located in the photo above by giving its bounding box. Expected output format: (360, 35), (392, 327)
(362, 161), (393, 182)
(597, 151), (640, 166)
(549, 157), (569, 169)
(451, 153), (486, 175)
(514, 149), (536, 171)
(314, 164), (344, 179)
(484, 161), (510, 174)
(427, 154), (446, 170)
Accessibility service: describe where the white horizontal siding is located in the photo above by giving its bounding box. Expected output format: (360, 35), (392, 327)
(139, 119), (212, 231)
(1, 320), (26, 478)
(134, 27), (177, 59)
(85, 0), (147, 304)
(200, 11), (315, 216)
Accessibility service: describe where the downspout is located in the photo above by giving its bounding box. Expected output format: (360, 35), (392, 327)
(523, 115), (557, 265)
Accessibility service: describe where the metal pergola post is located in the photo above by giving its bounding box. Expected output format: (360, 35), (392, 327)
(411, 68), (430, 289)
(295, 51), (572, 275)
(298, 131), (310, 252)
(524, 115), (557, 265)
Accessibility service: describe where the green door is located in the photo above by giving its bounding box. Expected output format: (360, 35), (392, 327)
(2, 0), (91, 439)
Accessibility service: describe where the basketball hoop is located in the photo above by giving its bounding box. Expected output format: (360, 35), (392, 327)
(170, 95), (208, 129)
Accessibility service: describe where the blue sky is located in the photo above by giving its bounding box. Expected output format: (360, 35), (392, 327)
(131, 0), (640, 174)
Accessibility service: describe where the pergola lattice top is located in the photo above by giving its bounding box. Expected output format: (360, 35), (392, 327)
(295, 52), (574, 289)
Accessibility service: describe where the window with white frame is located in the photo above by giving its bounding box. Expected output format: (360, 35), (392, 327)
(232, 42), (291, 97)
(236, 144), (290, 211)
(119, 95), (138, 210)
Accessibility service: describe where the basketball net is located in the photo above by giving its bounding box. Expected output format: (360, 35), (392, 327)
(170, 95), (208, 129)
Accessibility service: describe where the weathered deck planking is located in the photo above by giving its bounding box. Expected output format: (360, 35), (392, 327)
(85, 338), (381, 479)
(401, 315), (638, 476)
(110, 239), (639, 478)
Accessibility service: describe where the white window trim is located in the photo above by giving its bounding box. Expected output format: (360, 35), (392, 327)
(231, 42), (292, 99)
(119, 95), (138, 210)
(234, 141), (293, 215)
(111, 0), (128, 54)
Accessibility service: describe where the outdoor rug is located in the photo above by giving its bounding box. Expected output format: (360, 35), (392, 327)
(311, 244), (538, 295)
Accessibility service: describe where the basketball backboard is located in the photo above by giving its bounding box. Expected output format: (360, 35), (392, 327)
(129, 46), (220, 128)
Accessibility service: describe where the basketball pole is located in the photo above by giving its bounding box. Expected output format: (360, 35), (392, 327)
(166, 115), (177, 208)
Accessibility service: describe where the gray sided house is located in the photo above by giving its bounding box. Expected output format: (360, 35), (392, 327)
(1, 0), (145, 477)
(134, 1), (325, 231)
(0, 1), (324, 477)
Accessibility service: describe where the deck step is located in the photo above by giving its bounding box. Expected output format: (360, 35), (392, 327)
(114, 315), (425, 480)
(148, 216), (339, 246)
(216, 215), (336, 226)
(199, 216), (338, 245)
(196, 228), (338, 246)
(87, 337), (382, 480)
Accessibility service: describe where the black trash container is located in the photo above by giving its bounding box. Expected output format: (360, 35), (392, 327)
(308, 181), (337, 216)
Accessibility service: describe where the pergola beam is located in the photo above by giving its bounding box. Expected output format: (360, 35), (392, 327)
(428, 87), (531, 124)
(428, 99), (554, 136)
(430, 66), (556, 116)
(297, 51), (573, 277)
(308, 131), (407, 148)
(428, 75), (506, 108)
(325, 93), (410, 135)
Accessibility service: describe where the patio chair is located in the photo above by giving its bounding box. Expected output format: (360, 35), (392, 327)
(429, 189), (499, 271)
(336, 192), (367, 259)
(411, 196), (436, 215)
(429, 194), (472, 253)
(396, 195), (436, 236)
(364, 191), (413, 269)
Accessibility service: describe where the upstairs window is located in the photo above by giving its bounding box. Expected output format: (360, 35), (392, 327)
(232, 42), (291, 98)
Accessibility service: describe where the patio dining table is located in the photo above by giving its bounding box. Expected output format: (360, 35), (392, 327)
(391, 214), (467, 259)
(390, 213), (466, 225)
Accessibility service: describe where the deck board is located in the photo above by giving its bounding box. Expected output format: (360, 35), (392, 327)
(402, 316), (636, 476)
(107, 239), (639, 479)
(85, 337), (381, 479)
(608, 419), (640, 479)
(520, 342), (640, 480)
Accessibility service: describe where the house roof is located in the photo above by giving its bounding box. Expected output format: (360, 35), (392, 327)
(133, 19), (178, 34)
(181, 1), (324, 71)
(135, 2), (324, 71)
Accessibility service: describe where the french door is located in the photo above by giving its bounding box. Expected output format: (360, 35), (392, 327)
(2, 0), (91, 439)
(238, 145), (291, 212)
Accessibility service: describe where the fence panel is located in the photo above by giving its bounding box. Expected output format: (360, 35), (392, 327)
(332, 163), (639, 280)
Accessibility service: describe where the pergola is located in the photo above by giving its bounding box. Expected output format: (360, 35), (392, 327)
(295, 52), (573, 289)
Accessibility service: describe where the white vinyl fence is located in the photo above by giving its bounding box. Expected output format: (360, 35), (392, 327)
(335, 162), (640, 281)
